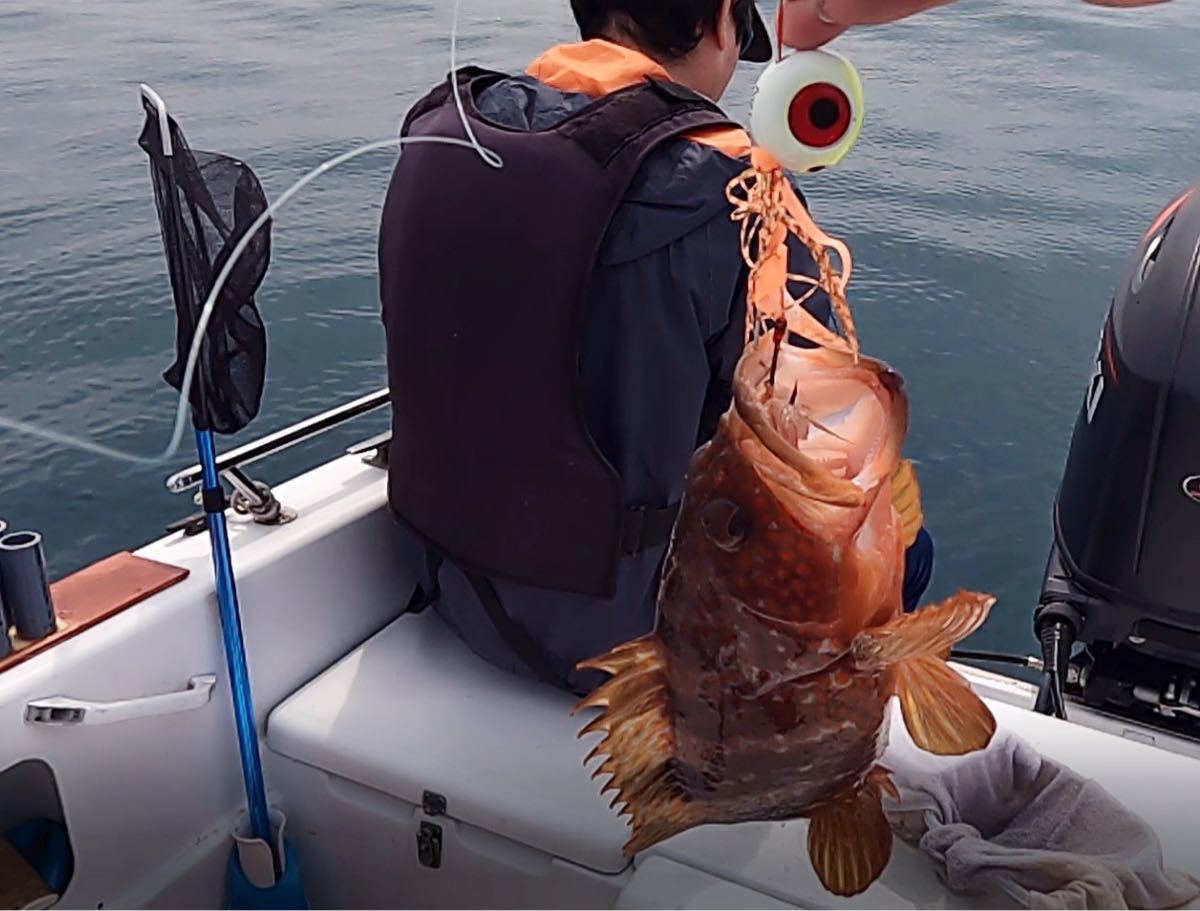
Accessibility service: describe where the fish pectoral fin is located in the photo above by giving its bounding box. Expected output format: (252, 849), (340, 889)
(850, 591), (997, 756)
(895, 654), (996, 755)
(806, 771), (893, 897)
(851, 589), (996, 669)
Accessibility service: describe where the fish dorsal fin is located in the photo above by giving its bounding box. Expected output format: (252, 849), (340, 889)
(851, 590), (995, 669)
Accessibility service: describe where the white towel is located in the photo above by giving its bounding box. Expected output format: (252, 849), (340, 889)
(883, 729), (1200, 910)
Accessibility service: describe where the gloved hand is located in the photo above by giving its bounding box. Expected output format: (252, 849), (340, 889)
(778, 0), (1174, 51)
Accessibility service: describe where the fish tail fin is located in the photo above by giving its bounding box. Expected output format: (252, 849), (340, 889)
(894, 654), (995, 755)
(852, 589), (996, 668)
(806, 767), (894, 897)
(575, 636), (695, 856)
(852, 590), (997, 755)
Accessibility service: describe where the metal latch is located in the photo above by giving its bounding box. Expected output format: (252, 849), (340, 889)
(422, 790), (447, 817)
(416, 822), (442, 869)
(346, 431), (391, 469)
(416, 790), (446, 868)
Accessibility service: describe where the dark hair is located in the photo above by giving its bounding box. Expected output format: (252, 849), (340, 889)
(571, 0), (733, 60)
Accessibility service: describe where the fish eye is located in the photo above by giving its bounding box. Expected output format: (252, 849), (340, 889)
(700, 498), (749, 552)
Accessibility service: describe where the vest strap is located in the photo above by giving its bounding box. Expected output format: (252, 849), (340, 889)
(403, 550), (572, 690)
(621, 501), (681, 555)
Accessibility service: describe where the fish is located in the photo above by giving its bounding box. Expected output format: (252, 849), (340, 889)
(572, 260), (997, 896)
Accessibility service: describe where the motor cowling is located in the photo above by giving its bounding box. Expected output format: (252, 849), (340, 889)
(1039, 179), (1200, 704)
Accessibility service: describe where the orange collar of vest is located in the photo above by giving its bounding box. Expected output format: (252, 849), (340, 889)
(526, 40), (751, 159)
(527, 39), (671, 97)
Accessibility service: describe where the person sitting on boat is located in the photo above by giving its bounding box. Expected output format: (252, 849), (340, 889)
(377, 0), (939, 696)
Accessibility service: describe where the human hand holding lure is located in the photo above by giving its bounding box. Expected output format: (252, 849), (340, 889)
(779, 0), (1176, 50)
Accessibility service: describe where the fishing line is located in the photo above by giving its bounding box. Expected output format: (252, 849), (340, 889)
(0, 0), (502, 467)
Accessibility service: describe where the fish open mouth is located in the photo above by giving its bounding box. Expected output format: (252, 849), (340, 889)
(732, 332), (902, 497)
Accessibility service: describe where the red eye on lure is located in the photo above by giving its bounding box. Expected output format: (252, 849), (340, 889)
(788, 82), (852, 150)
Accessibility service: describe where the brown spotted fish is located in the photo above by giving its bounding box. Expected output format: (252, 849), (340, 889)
(573, 325), (997, 898)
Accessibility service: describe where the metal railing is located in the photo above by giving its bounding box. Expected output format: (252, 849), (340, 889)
(165, 388), (389, 494)
(162, 388), (391, 533)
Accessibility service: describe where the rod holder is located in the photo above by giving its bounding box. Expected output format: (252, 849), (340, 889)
(0, 531), (57, 642)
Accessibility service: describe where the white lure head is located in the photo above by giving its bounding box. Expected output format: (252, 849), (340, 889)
(749, 48), (864, 174)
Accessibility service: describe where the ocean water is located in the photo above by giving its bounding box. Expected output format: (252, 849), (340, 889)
(1, 0), (1197, 663)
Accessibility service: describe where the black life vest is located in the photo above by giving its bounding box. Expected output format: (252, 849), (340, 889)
(379, 66), (736, 605)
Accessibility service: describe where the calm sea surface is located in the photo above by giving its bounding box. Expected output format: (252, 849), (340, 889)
(1, 0), (1197, 662)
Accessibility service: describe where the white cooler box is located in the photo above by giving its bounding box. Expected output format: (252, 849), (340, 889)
(265, 610), (797, 909)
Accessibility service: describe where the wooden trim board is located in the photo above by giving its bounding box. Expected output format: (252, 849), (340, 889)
(1, 551), (190, 676)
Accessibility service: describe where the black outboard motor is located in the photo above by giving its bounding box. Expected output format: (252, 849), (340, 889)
(1036, 179), (1200, 735)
